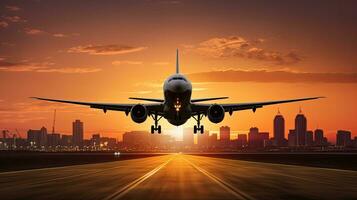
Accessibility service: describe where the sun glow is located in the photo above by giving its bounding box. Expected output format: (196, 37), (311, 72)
(171, 126), (183, 141)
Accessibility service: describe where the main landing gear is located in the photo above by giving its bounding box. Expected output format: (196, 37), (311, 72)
(192, 114), (204, 134)
(150, 113), (162, 134)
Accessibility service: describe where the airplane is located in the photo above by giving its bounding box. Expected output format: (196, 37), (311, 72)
(32, 49), (323, 134)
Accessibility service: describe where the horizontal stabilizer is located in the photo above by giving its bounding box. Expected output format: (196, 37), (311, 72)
(191, 97), (229, 103)
(129, 97), (164, 103)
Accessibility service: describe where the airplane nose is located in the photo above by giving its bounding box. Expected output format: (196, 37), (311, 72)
(170, 81), (187, 93)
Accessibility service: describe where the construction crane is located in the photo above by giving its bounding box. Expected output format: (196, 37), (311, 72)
(52, 109), (56, 134)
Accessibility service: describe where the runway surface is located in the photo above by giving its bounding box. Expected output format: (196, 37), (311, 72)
(1, 154), (357, 200)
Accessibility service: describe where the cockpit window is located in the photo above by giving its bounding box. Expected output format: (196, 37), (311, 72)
(168, 77), (187, 82)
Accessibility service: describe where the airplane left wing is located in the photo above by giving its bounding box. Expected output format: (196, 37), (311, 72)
(31, 97), (164, 115)
(191, 97), (324, 115)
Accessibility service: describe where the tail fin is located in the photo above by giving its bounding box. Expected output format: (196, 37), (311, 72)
(176, 49), (179, 74)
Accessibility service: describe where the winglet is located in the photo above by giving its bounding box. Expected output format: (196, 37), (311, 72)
(176, 49), (179, 74)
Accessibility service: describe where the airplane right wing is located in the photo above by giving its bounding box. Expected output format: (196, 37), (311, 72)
(31, 97), (164, 115)
(191, 97), (228, 103)
(191, 97), (324, 115)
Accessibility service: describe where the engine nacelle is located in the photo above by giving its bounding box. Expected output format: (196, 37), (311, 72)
(130, 104), (148, 123)
(207, 104), (225, 123)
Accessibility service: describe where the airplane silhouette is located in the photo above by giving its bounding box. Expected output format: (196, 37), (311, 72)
(32, 50), (323, 134)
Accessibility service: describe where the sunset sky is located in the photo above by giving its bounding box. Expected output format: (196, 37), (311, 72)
(0, 0), (356, 142)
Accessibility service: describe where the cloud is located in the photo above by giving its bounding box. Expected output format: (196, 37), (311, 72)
(0, 58), (101, 74)
(52, 33), (80, 38)
(197, 36), (250, 57)
(112, 60), (143, 65)
(24, 28), (46, 35)
(5, 5), (21, 11)
(0, 21), (9, 28)
(52, 33), (66, 38)
(4, 16), (26, 23)
(68, 44), (147, 55)
(36, 67), (102, 73)
(190, 36), (302, 65)
(188, 70), (357, 83)
(246, 48), (302, 65)
(23, 28), (79, 38)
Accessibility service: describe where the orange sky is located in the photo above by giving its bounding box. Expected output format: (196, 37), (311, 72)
(0, 0), (356, 142)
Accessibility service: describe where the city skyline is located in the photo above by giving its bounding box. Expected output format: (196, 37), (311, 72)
(1, 1), (357, 142)
(2, 109), (353, 145)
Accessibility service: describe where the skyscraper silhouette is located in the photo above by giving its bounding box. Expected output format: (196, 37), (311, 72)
(248, 127), (261, 148)
(273, 110), (285, 146)
(39, 127), (48, 147)
(72, 120), (84, 147)
(219, 126), (230, 147)
(295, 109), (307, 146)
(314, 129), (324, 146)
(336, 130), (351, 147)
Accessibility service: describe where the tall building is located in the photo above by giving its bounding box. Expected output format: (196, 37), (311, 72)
(314, 129), (324, 146)
(273, 110), (285, 146)
(259, 132), (269, 147)
(295, 110), (307, 146)
(183, 128), (194, 148)
(39, 127), (48, 147)
(219, 126), (230, 142)
(27, 129), (41, 146)
(123, 131), (149, 149)
(197, 130), (209, 149)
(209, 133), (218, 148)
(72, 120), (84, 147)
(237, 134), (247, 147)
(61, 135), (73, 147)
(47, 133), (60, 147)
(288, 129), (296, 147)
(306, 130), (313, 146)
(248, 127), (261, 148)
(336, 130), (351, 147)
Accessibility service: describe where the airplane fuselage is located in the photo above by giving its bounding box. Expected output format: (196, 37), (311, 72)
(163, 74), (192, 126)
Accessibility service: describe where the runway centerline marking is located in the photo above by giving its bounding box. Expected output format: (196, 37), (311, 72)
(183, 156), (256, 200)
(102, 155), (174, 200)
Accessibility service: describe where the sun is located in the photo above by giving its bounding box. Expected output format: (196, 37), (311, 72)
(170, 126), (183, 141)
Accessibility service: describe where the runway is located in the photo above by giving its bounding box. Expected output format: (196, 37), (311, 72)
(1, 154), (357, 200)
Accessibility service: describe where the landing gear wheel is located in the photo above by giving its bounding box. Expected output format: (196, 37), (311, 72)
(193, 114), (204, 134)
(200, 125), (204, 134)
(158, 125), (162, 134)
(150, 113), (163, 134)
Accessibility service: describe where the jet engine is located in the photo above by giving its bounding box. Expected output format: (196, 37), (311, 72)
(207, 104), (225, 123)
(130, 104), (148, 123)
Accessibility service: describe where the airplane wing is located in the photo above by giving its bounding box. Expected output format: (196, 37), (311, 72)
(129, 97), (164, 103)
(31, 97), (164, 115)
(191, 97), (228, 103)
(191, 97), (324, 115)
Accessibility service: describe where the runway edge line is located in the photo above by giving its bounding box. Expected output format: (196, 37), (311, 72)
(183, 156), (256, 200)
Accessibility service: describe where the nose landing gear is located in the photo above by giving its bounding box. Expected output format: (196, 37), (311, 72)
(192, 114), (204, 134)
(150, 113), (162, 134)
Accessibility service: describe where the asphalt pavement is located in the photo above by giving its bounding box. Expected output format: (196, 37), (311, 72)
(1, 154), (357, 200)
